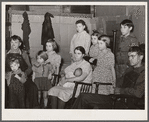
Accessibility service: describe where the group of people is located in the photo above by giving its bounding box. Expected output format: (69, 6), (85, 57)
(5, 19), (145, 109)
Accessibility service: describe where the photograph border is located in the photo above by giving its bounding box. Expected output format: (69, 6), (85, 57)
(1, 0), (148, 121)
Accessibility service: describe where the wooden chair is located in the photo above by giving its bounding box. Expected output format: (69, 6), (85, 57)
(51, 74), (60, 86)
(65, 81), (92, 109)
(65, 82), (113, 109)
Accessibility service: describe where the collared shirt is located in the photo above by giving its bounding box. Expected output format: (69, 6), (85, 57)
(118, 33), (138, 52)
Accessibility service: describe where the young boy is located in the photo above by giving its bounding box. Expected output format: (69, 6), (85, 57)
(5, 35), (38, 108)
(116, 19), (139, 78)
(6, 35), (32, 76)
(5, 58), (26, 108)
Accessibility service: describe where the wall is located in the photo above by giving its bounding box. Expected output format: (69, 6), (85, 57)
(11, 10), (96, 65)
(95, 5), (145, 44)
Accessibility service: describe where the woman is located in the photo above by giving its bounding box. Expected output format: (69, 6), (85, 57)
(48, 46), (92, 109)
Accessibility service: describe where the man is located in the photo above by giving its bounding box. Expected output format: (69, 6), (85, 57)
(72, 46), (145, 109)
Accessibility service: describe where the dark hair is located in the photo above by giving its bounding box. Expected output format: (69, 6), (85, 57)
(10, 35), (25, 50)
(129, 46), (145, 63)
(36, 50), (48, 61)
(46, 39), (58, 51)
(120, 19), (134, 32)
(74, 46), (85, 55)
(91, 30), (101, 38)
(98, 35), (110, 47)
(75, 19), (89, 33)
(9, 58), (20, 66)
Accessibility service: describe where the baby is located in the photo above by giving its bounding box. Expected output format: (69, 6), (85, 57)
(59, 68), (82, 87)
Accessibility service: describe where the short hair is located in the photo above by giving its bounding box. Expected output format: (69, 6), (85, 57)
(10, 35), (24, 50)
(74, 46), (86, 55)
(9, 58), (20, 66)
(10, 35), (22, 43)
(46, 39), (58, 51)
(120, 19), (134, 32)
(129, 46), (144, 55)
(75, 19), (89, 33)
(129, 46), (145, 62)
(98, 35), (110, 47)
(91, 30), (101, 38)
(36, 50), (48, 61)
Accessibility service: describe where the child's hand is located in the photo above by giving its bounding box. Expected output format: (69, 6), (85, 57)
(15, 74), (21, 80)
(48, 73), (52, 80)
(89, 58), (94, 63)
(32, 76), (35, 82)
(59, 77), (67, 86)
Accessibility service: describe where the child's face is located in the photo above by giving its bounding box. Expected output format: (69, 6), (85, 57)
(91, 36), (98, 45)
(37, 56), (44, 64)
(76, 23), (85, 33)
(120, 25), (132, 36)
(98, 40), (106, 51)
(10, 39), (21, 50)
(10, 62), (19, 72)
(46, 42), (53, 52)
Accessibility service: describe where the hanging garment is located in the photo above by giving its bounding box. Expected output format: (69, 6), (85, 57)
(21, 11), (31, 52)
(41, 12), (55, 51)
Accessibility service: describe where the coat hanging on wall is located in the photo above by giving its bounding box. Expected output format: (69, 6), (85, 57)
(21, 11), (31, 52)
(41, 12), (55, 51)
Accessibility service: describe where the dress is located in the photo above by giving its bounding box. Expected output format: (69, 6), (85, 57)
(48, 60), (92, 102)
(70, 31), (91, 55)
(89, 43), (99, 59)
(92, 49), (115, 95)
(5, 49), (38, 108)
(32, 62), (53, 91)
(116, 33), (138, 78)
(46, 51), (61, 73)
(5, 69), (26, 108)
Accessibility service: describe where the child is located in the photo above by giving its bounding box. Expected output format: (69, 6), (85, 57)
(116, 19), (139, 78)
(92, 35), (116, 95)
(6, 35), (32, 76)
(45, 39), (61, 76)
(5, 35), (39, 108)
(88, 30), (101, 67)
(32, 50), (54, 108)
(5, 58), (26, 108)
(61, 68), (82, 87)
(70, 19), (91, 61)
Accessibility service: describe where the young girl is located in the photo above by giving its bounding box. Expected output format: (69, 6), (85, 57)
(32, 51), (54, 108)
(88, 30), (101, 67)
(92, 35), (116, 95)
(5, 58), (26, 108)
(45, 39), (61, 77)
(70, 19), (91, 61)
